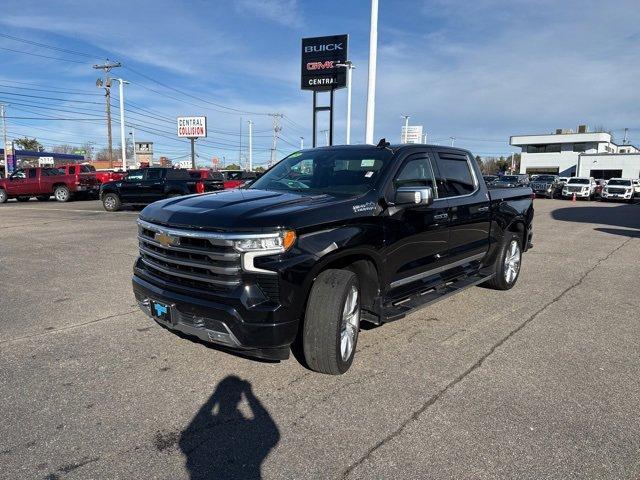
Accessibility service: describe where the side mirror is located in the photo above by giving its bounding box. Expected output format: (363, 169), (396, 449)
(394, 186), (434, 207)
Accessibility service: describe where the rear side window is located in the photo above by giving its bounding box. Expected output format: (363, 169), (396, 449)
(68, 166), (76, 175)
(434, 152), (476, 197)
(145, 170), (162, 180)
(28, 169), (37, 178)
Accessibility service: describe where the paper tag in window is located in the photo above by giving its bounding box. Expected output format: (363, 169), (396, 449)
(361, 159), (375, 167)
(364, 171), (374, 178)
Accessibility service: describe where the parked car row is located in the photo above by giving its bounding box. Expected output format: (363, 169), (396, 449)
(0, 166), (259, 206)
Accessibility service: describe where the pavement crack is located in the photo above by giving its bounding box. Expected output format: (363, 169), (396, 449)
(340, 236), (633, 479)
(0, 309), (139, 345)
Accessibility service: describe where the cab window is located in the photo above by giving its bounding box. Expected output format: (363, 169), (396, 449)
(434, 152), (476, 197)
(145, 170), (162, 180)
(28, 169), (37, 178)
(10, 170), (26, 179)
(394, 156), (436, 191)
(125, 170), (144, 181)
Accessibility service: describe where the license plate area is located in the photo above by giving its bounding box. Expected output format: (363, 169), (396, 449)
(150, 300), (174, 325)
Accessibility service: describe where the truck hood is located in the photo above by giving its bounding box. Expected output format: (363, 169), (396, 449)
(139, 188), (378, 230)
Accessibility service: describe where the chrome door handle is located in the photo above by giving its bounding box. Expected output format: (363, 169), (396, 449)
(434, 213), (449, 221)
(478, 206), (489, 212)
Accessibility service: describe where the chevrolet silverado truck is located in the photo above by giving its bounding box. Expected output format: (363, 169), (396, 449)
(132, 142), (534, 374)
(100, 167), (223, 212)
(0, 166), (95, 203)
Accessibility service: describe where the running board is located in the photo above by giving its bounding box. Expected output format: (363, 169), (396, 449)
(381, 272), (495, 322)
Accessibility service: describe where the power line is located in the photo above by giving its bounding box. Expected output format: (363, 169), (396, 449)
(0, 33), (99, 58)
(0, 46), (87, 64)
(0, 91), (103, 104)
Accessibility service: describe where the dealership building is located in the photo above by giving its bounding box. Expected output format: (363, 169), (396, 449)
(510, 127), (640, 179)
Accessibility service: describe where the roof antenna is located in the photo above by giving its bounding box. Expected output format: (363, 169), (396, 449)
(376, 138), (390, 148)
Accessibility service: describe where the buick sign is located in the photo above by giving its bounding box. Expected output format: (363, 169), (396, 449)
(301, 34), (348, 91)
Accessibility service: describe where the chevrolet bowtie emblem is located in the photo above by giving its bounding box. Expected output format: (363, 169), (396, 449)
(155, 232), (180, 247)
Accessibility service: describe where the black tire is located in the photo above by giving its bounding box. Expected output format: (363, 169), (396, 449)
(0, 189), (7, 203)
(36, 195), (50, 202)
(303, 269), (361, 375)
(16, 196), (30, 202)
(483, 233), (522, 291)
(54, 185), (71, 202)
(102, 193), (122, 212)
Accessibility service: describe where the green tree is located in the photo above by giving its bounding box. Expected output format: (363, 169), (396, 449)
(255, 166), (266, 173)
(15, 137), (44, 152)
(225, 163), (241, 170)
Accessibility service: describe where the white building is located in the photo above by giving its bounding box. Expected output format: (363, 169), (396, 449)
(510, 126), (640, 179)
(176, 160), (193, 169)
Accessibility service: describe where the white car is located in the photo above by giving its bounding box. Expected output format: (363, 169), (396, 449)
(562, 177), (597, 200)
(601, 178), (636, 203)
(633, 179), (640, 195)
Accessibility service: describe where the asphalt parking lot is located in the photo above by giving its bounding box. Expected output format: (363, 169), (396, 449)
(1, 198), (639, 480)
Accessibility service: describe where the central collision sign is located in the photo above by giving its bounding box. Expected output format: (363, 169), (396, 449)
(301, 34), (348, 91)
(177, 116), (207, 138)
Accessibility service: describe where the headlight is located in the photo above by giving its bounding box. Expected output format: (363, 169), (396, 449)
(233, 230), (296, 253)
(233, 230), (296, 274)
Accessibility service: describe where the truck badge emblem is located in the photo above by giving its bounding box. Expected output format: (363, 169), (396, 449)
(155, 232), (180, 247)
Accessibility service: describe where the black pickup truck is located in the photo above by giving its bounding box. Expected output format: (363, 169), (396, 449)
(100, 167), (223, 212)
(132, 143), (534, 374)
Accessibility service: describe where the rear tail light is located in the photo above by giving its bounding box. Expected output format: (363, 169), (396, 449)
(196, 181), (204, 194)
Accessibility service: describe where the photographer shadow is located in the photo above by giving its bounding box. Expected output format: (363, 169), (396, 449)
(179, 375), (280, 480)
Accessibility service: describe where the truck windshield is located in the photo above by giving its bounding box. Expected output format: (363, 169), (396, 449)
(607, 179), (631, 186)
(535, 175), (556, 182)
(567, 178), (589, 184)
(248, 148), (394, 195)
(499, 176), (519, 182)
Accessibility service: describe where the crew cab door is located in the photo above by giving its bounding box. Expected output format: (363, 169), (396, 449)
(384, 153), (451, 289)
(143, 169), (165, 201)
(432, 149), (491, 264)
(118, 169), (145, 202)
(26, 168), (43, 194)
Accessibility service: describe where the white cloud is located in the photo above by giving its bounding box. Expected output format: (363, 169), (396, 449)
(235, 0), (303, 28)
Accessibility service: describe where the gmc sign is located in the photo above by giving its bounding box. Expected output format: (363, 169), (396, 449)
(301, 34), (348, 91)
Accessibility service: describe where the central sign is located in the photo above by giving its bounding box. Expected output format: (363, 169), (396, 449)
(177, 116), (207, 138)
(301, 34), (348, 91)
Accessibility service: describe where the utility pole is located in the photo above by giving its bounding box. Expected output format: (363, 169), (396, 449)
(450, 136), (455, 147)
(269, 114), (282, 167)
(1, 104), (8, 178)
(129, 128), (136, 166)
(401, 114), (410, 143)
(510, 152), (515, 174)
(239, 116), (243, 167)
(300, 137), (304, 149)
(112, 78), (129, 171)
(623, 127), (629, 145)
(336, 61), (355, 144)
(365, 0), (379, 144)
(93, 61), (121, 169)
(247, 120), (253, 172)
(422, 133), (427, 143)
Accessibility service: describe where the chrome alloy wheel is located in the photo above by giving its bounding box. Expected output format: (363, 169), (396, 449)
(340, 285), (360, 361)
(504, 240), (521, 284)
(104, 195), (116, 210)
(55, 188), (69, 201)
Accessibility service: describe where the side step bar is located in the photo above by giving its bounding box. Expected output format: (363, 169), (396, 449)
(381, 271), (495, 323)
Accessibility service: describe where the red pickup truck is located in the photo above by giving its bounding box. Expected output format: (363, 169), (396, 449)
(0, 167), (98, 203)
(220, 170), (258, 189)
(94, 169), (125, 184)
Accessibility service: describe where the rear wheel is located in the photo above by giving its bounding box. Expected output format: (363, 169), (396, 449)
(16, 196), (30, 202)
(36, 195), (50, 202)
(483, 233), (522, 290)
(54, 185), (71, 202)
(303, 269), (361, 375)
(102, 193), (121, 212)
(0, 189), (7, 203)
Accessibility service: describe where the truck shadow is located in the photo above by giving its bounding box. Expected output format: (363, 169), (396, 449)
(552, 203), (640, 238)
(179, 375), (280, 480)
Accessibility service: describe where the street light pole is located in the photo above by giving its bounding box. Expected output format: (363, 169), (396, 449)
(450, 136), (455, 147)
(336, 61), (355, 145)
(248, 120), (253, 171)
(299, 137), (304, 149)
(1, 104), (8, 178)
(364, 0), (378, 144)
(401, 114), (410, 143)
(113, 78), (129, 171)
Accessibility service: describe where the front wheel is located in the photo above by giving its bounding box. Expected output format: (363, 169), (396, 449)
(483, 233), (522, 290)
(16, 196), (30, 202)
(303, 269), (361, 375)
(54, 185), (71, 202)
(102, 193), (122, 212)
(0, 189), (7, 203)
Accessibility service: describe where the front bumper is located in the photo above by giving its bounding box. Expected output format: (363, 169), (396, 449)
(132, 273), (299, 361)
(601, 191), (633, 200)
(562, 190), (590, 198)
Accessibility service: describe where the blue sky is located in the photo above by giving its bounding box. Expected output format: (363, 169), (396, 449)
(1, 0), (639, 166)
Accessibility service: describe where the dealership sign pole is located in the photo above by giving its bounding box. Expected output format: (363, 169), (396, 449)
(177, 116), (207, 169)
(301, 34), (348, 147)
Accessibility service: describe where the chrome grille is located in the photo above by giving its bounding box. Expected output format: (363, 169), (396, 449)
(566, 186), (583, 193)
(137, 221), (242, 290)
(607, 187), (626, 194)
